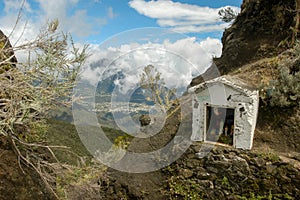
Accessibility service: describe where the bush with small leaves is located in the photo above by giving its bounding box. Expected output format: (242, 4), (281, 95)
(261, 42), (300, 107)
(0, 19), (89, 199)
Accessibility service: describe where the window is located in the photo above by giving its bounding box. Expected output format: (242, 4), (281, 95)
(205, 106), (234, 145)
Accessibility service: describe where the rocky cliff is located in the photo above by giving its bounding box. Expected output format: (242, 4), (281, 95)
(190, 0), (300, 87)
(0, 30), (17, 73)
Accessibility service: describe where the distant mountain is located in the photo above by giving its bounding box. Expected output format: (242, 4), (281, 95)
(95, 72), (154, 105)
(96, 71), (124, 95)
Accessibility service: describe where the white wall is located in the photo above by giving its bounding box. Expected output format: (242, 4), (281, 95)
(191, 82), (259, 150)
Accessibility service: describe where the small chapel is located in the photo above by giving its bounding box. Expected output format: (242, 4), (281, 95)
(188, 76), (259, 150)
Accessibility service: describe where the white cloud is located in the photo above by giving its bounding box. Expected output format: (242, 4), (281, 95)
(3, 0), (32, 13)
(66, 10), (106, 37)
(129, 0), (217, 20)
(199, 37), (222, 58)
(0, 3), (40, 61)
(0, 0), (104, 42)
(129, 0), (240, 33)
(107, 6), (117, 19)
(0, 0), (106, 61)
(170, 23), (229, 34)
(82, 37), (222, 94)
(34, 0), (74, 20)
(34, 0), (105, 37)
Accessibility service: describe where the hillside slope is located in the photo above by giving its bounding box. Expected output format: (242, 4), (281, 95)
(191, 0), (300, 87)
(216, 0), (300, 74)
(1, 0), (300, 199)
(105, 1), (300, 198)
(191, 0), (300, 154)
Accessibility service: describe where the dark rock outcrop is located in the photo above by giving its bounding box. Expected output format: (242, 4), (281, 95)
(99, 145), (300, 199)
(216, 0), (298, 74)
(0, 30), (17, 73)
(139, 114), (151, 126)
(161, 145), (300, 199)
(190, 0), (300, 87)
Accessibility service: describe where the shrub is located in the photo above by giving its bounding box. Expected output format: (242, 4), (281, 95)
(261, 42), (300, 107)
(0, 19), (88, 199)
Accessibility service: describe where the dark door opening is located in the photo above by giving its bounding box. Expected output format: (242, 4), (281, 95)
(205, 106), (234, 145)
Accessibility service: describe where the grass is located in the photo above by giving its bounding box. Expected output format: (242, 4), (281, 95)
(46, 118), (133, 165)
(46, 118), (92, 165)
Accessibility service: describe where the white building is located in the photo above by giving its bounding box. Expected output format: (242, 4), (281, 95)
(188, 76), (259, 150)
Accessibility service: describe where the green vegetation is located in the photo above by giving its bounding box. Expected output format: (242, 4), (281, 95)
(101, 126), (133, 150)
(221, 176), (231, 190)
(45, 118), (135, 199)
(238, 191), (294, 200)
(0, 20), (91, 199)
(166, 176), (203, 200)
(218, 7), (238, 23)
(261, 41), (300, 107)
(55, 160), (106, 199)
(255, 151), (280, 162)
(46, 119), (91, 164)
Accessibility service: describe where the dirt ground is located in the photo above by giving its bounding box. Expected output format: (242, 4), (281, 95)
(0, 137), (51, 200)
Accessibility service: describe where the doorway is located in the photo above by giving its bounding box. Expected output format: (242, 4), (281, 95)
(205, 106), (234, 146)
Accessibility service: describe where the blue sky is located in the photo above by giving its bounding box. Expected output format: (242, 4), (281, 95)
(0, 0), (243, 90)
(0, 0), (242, 43)
(98, 0), (242, 42)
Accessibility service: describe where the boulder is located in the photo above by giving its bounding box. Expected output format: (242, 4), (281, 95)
(0, 30), (17, 73)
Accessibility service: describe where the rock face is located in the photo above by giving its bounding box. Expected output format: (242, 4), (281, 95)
(99, 145), (300, 199)
(0, 31), (49, 199)
(139, 114), (151, 126)
(0, 30), (17, 73)
(161, 145), (300, 199)
(190, 0), (300, 87)
(216, 0), (298, 74)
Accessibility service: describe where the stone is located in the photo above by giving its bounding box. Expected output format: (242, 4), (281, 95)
(139, 114), (151, 126)
(190, 143), (202, 153)
(266, 162), (277, 174)
(253, 157), (266, 168)
(212, 160), (231, 169)
(198, 180), (214, 189)
(179, 169), (193, 179)
(196, 171), (211, 180)
(186, 159), (200, 168)
(0, 30), (17, 72)
(206, 166), (219, 174)
(232, 156), (250, 175)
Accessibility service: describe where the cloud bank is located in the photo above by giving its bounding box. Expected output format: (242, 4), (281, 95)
(0, 0), (106, 46)
(81, 37), (222, 94)
(0, 0), (110, 62)
(0, 0), (227, 92)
